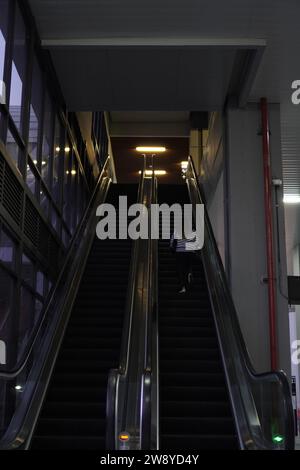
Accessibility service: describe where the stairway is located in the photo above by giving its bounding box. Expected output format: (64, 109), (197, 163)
(158, 184), (238, 450)
(31, 184), (137, 450)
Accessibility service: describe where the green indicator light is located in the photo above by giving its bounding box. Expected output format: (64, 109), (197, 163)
(272, 435), (284, 444)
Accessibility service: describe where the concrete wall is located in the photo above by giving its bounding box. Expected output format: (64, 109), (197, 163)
(201, 112), (224, 202)
(200, 105), (290, 375)
(226, 103), (290, 375)
(208, 172), (226, 266)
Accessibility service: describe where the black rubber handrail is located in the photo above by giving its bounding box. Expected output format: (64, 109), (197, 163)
(186, 155), (295, 450)
(0, 157), (112, 378)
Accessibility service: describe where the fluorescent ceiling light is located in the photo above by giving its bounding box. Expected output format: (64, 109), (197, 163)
(139, 170), (167, 176)
(136, 146), (166, 153)
(71, 170), (77, 175)
(55, 146), (61, 152)
(65, 146), (71, 153)
(181, 161), (188, 169)
(283, 194), (300, 204)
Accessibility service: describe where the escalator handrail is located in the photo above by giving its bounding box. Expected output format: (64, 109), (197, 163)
(140, 171), (159, 449)
(186, 155), (295, 450)
(0, 157), (112, 379)
(118, 157), (146, 375)
(107, 157), (159, 450)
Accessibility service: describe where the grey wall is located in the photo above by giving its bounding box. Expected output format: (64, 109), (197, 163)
(208, 173), (225, 266)
(226, 103), (290, 375)
(201, 112), (224, 202)
(201, 105), (290, 375)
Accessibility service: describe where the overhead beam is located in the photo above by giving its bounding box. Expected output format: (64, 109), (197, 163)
(109, 121), (190, 138)
(42, 37), (266, 48)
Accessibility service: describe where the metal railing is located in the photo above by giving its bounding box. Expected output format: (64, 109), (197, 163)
(185, 155), (294, 450)
(0, 156), (114, 449)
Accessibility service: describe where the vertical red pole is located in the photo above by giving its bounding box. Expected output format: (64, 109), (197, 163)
(260, 97), (278, 370)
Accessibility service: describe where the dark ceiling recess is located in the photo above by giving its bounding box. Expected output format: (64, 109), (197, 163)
(111, 137), (189, 184)
(190, 112), (208, 130)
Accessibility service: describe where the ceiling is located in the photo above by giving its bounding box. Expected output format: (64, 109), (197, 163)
(111, 137), (189, 184)
(45, 46), (242, 111)
(28, 0), (299, 104)
(28, 0), (300, 196)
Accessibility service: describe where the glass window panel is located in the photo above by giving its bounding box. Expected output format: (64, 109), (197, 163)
(36, 271), (44, 296)
(40, 187), (50, 218)
(26, 162), (37, 196)
(62, 227), (70, 248)
(0, 266), (14, 345)
(6, 129), (20, 168)
(9, 5), (27, 133)
(18, 286), (34, 358)
(63, 144), (72, 226)
(34, 298), (43, 324)
(77, 173), (84, 224)
(41, 93), (53, 183)
(0, 230), (16, 270)
(51, 206), (60, 235)
(70, 158), (78, 234)
(28, 57), (43, 158)
(22, 254), (34, 287)
(53, 116), (63, 206)
(0, 0), (8, 84)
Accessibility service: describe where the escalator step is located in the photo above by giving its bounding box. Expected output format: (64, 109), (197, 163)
(160, 417), (236, 434)
(161, 401), (232, 418)
(160, 359), (222, 372)
(160, 372), (225, 386)
(160, 435), (238, 450)
(32, 436), (105, 450)
(30, 184), (137, 450)
(35, 418), (105, 436)
(40, 402), (106, 419)
(160, 386), (229, 401)
(158, 185), (238, 450)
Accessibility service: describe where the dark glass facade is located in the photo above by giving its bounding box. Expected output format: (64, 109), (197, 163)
(0, 0), (107, 371)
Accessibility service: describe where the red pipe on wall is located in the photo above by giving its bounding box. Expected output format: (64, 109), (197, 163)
(260, 97), (278, 370)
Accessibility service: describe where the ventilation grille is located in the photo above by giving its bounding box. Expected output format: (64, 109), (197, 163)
(24, 197), (61, 270)
(2, 162), (23, 227)
(0, 157), (4, 201)
(0, 151), (64, 276)
(24, 198), (39, 247)
(281, 115), (300, 196)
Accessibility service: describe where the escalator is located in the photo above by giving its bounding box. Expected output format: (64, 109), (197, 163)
(158, 184), (238, 449)
(31, 183), (137, 450)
